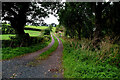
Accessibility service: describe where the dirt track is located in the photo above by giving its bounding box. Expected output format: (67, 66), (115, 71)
(2, 34), (63, 78)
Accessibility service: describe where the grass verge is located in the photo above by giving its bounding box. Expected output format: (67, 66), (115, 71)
(59, 36), (120, 78)
(2, 36), (52, 60)
(36, 34), (59, 60)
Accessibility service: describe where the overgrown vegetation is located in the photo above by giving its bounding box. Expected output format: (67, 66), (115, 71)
(60, 36), (120, 78)
(57, 3), (120, 78)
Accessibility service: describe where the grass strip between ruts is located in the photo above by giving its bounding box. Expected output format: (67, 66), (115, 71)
(36, 34), (59, 60)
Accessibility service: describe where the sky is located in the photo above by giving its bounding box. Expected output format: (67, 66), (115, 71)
(43, 0), (110, 25)
(2, 0), (111, 25)
(2, 14), (59, 25)
(44, 14), (59, 25)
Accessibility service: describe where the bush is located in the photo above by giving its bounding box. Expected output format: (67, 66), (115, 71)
(2, 34), (51, 48)
(49, 25), (53, 31)
(55, 27), (64, 33)
(44, 29), (50, 35)
(2, 24), (16, 34)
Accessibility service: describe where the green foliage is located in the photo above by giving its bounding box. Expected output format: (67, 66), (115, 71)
(58, 3), (93, 39)
(44, 29), (50, 35)
(37, 34), (59, 60)
(49, 25), (53, 31)
(60, 37), (120, 78)
(2, 24), (16, 34)
(2, 2), (62, 37)
(58, 2), (120, 41)
(2, 36), (52, 60)
(55, 26), (64, 33)
(1, 24), (42, 40)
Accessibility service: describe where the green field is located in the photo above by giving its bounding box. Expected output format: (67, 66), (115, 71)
(2, 24), (48, 30)
(1, 25), (52, 60)
(25, 25), (48, 30)
(1, 29), (43, 40)
(0, 34), (15, 40)
(1, 25), (56, 40)
(0, 30), (41, 40)
(24, 30), (41, 37)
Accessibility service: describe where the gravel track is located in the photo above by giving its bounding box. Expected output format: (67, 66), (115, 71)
(2, 34), (63, 78)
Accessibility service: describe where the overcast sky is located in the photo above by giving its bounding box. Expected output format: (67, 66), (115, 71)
(44, 14), (59, 25)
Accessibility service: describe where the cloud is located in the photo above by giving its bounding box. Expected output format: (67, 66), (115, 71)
(44, 14), (59, 25)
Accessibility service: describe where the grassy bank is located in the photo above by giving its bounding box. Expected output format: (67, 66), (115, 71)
(2, 36), (52, 60)
(59, 37), (120, 78)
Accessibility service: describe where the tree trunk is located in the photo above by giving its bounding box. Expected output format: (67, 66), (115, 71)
(11, 16), (26, 38)
(93, 3), (103, 46)
(78, 26), (81, 40)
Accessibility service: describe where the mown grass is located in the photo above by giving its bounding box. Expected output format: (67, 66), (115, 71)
(0, 34), (15, 40)
(24, 30), (41, 37)
(2, 36), (52, 60)
(0, 30), (41, 40)
(1, 24), (48, 40)
(25, 25), (48, 30)
(52, 27), (56, 33)
(36, 34), (59, 60)
(58, 36), (120, 78)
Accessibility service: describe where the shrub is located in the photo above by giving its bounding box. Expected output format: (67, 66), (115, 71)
(49, 25), (53, 31)
(2, 24), (16, 34)
(2, 34), (51, 48)
(44, 29), (50, 35)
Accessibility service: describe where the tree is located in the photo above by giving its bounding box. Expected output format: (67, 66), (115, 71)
(90, 2), (110, 42)
(2, 2), (30, 37)
(58, 2), (93, 39)
(2, 2), (62, 38)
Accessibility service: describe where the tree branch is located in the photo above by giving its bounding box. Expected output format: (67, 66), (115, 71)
(101, 2), (110, 11)
(3, 17), (14, 21)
